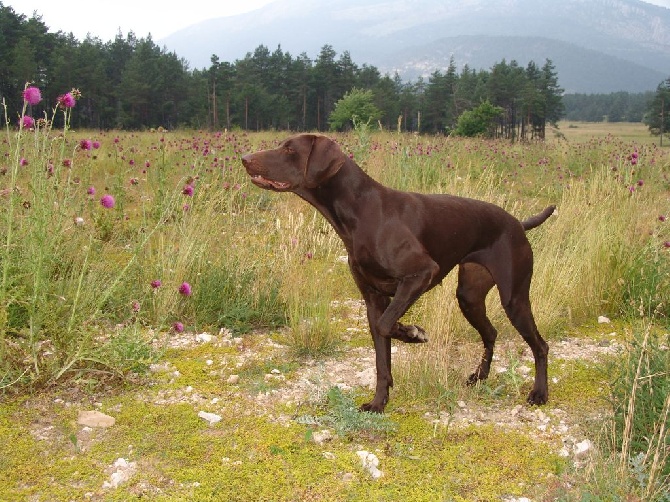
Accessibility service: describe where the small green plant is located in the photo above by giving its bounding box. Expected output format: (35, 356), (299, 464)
(296, 386), (396, 437)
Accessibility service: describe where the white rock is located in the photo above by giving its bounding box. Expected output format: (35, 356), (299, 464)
(573, 439), (593, 458)
(356, 450), (383, 479)
(198, 411), (222, 425)
(102, 458), (136, 489)
(226, 374), (240, 384)
(597, 315), (610, 324)
(196, 332), (213, 343)
(77, 410), (116, 428)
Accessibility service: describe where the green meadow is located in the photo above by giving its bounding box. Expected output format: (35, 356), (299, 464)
(0, 119), (668, 500)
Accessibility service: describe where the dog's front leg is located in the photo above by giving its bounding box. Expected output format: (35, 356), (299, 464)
(359, 292), (393, 413)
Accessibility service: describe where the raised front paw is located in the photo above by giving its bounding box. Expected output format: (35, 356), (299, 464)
(391, 323), (428, 343)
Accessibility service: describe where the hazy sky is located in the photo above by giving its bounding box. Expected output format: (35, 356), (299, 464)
(9, 0), (276, 41)
(9, 0), (670, 43)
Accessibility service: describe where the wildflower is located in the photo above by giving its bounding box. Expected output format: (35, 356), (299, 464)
(19, 116), (35, 129)
(57, 92), (76, 109)
(74, 216), (85, 226)
(173, 321), (185, 333)
(63, 159), (72, 168)
(87, 186), (96, 195)
(664, 241), (670, 248)
(637, 179), (644, 187)
(182, 184), (194, 196)
(20, 158), (28, 166)
(23, 86), (42, 105)
(131, 300), (140, 313)
(150, 279), (162, 289)
(660, 215), (667, 222)
(178, 282), (192, 296)
(100, 194), (115, 209)
(79, 139), (92, 150)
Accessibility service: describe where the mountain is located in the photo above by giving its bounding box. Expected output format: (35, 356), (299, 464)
(159, 0), (670, 93)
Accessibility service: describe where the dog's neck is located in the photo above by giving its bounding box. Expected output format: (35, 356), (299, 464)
(294, 158), (384, 247)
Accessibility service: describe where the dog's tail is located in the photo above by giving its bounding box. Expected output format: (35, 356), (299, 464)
(521, 205), (556, 231)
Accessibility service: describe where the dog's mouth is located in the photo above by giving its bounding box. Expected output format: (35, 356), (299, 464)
(250, 174), (291, 191)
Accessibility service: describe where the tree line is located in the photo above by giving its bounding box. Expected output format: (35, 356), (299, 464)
(14, 2), (669, 140)
(562, 92), (655, 122)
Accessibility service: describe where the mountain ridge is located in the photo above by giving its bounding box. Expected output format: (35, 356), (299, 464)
(159, 0), (670, 93)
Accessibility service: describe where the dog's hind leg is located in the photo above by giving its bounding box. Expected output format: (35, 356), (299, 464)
(502, 284), (549, 405)
(456, 262), (497, 385)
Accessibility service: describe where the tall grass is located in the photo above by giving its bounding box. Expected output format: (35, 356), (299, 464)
(611, 325), (669, 499)
(1, 90), (289, 391)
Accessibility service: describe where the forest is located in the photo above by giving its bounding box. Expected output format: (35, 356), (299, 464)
(0, 3), (664, 136)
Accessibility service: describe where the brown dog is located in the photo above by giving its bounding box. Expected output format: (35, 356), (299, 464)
(242, 134), (554, 413)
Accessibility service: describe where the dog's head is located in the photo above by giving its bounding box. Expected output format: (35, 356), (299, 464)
(242, 134), (347, 192)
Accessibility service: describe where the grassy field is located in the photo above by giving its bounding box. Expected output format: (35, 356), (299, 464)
(554, 120), (666, 144)
(0, 117), (668, 500)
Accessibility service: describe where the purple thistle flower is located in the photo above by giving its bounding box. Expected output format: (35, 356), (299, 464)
(92, 141), (101, 149)
(57, 92), (76, 109)
(151, 279), (162, 289)
(19, 116), (35, 129)
(660, 215), (667, 222)
(87, 186), (96, 195)
(182, 184), (194, 196)
(178, 282), (192, 296)
(20, 157), (28, 166)
(131, 300), (140, 313)
(23, 86), (42, 105)
(100, 194), (115, 209)
(79, 139), (92, 151)
(173, 321), (184, 333)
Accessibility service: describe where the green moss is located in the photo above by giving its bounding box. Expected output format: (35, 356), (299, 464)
(549, 358), (610, 413)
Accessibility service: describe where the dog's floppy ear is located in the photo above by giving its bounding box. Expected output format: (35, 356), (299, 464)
(303, 135), (346, 188)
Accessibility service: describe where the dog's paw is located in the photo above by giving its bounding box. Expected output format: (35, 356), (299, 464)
(527, 388), (548, 406)
(360, 401), (386, 414)
(391, 324), (428, 343)
(466, 373), (480, 386)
